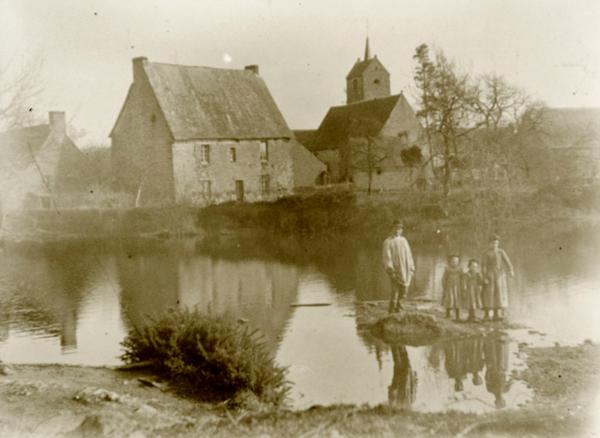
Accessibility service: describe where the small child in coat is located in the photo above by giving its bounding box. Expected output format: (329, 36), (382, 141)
(441, 255), (462, 320)
(461, 259), (483, 322)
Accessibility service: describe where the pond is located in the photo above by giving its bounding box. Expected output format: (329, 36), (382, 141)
(0, 222), (599, 412)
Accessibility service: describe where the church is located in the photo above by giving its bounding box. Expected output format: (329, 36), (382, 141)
(294, 39), (430, 192)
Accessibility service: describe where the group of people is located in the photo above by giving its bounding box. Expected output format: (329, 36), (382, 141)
(382, 220), (515, 321)
(440, 235), (514, 322)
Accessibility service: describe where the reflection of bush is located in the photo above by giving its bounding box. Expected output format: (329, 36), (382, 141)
(121, 308), (289, 406)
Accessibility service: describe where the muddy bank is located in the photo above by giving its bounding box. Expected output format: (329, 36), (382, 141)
(355, 300), (523, 345)
(0, 343), (598, 437)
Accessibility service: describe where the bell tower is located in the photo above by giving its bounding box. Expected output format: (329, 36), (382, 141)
(346, 38), (391, 104)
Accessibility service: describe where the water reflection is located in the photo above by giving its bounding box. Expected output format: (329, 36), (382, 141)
(426, 334), (512, 410)
(388, 344), (417, 410)
(0, 221), (598, 410)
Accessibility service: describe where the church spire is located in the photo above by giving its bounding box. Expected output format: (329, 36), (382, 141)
(364, 37), (371, 61)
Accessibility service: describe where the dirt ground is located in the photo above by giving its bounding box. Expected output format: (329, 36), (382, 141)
(1, 341), (598, 437)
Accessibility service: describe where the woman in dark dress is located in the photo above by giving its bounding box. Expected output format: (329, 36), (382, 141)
(481, 235), (514, 321)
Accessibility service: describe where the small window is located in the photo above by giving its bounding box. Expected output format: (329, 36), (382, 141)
(260, 175), (270, 195)
(150, 113), (157, 123)
(374, 78), (380, 85)
(200, 144), (210, 164)
(201, 180), (212, 199)
(352, 79), (359, 92)
(260, 141), (269, 162)
(229, 147), (237, 163)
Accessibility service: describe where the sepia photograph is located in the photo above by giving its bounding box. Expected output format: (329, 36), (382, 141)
(0, 0), (599, 436)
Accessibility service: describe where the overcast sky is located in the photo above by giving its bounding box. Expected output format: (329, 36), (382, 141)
(1, 0), (599, 145)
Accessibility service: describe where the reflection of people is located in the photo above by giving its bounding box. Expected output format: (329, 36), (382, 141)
(437, 337), (486, 392)
(388, 344), (417, 409)
(484, 334), (511, 408)
(382, 220), (415, 313)
(481, 235), (514, 321)
(461, 259), (483, 322)
(441, 255), (462, 320)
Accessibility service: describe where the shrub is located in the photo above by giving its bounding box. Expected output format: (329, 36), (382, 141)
(121, 308), (289, 406)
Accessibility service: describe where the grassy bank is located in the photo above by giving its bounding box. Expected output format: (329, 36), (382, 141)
(2, 182), (598, 244)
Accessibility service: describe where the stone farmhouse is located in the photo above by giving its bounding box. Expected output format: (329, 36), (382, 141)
(111, 57), (325, 207)
(294, 39), (430, 191)
(0, 111), (84, 213)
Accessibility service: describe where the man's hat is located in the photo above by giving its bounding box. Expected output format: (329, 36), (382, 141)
(490, 234), (501, 241)
(392, 220), (404, 228)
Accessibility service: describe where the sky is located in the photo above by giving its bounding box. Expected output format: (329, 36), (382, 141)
(1, 0), (599, 146)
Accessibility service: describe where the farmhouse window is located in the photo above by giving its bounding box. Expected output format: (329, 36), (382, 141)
(260, 175), (270, 195)
(229, 147), (237, 163)
(260, 141), (269, 162)
(201, 180), (212, 199)
(200, 144), (210, 164)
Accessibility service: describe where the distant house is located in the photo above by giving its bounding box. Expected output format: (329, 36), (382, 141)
(294, 40), (430, 191)
(0, 111), (84, 212)
(110, 57), (325, 206)
(539, 108), (600, 183)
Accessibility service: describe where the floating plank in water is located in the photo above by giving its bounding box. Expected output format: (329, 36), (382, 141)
(290, 303), (332, 307)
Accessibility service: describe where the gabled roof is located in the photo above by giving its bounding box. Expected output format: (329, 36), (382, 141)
(141, 61), (292, 141)
(0, 124), (51, 169)
(292, 129), (318, 149)
(540, 107), (600, 149)
(310, 94), (402, 151)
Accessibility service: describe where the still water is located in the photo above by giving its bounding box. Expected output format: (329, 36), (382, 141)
(0, 222), (599, 412)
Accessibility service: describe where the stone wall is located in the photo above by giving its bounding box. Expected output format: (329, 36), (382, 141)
(171, 138), (294, 205)
(315, 149), (343, 182)
(110, 58), (175, 206)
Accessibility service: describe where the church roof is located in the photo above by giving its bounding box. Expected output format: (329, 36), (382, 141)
(346, 55), (390, 80)
(310, 94), (402, 151)
(292, 129), (318, 149)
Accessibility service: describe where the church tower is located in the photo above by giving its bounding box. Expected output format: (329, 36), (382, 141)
(346, 38), (391, 104)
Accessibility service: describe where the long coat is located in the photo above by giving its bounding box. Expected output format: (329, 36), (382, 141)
(481, 248), (514, 309)
(441, 266), (462, 309)
(484, 335), (511, 407)
(382, 235), (415, 287)
(461, 272), (483, 310)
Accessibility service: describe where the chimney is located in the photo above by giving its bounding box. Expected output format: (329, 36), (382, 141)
(132, 56), (148, 82)
(49, 111), (66, 134)
(245, 65), (259, 75)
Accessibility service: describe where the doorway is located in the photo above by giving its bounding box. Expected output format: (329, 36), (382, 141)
(235, 180), (244, 202)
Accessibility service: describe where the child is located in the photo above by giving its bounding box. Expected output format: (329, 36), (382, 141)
(462, 259), (483, 322)
(441, 255), (462, 320)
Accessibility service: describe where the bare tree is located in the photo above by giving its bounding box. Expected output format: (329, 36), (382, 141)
(0, 55), (43, 131)
(412, 44), (480, 204)
(347, 117), (393, 195)
(467, 75), (547, 187)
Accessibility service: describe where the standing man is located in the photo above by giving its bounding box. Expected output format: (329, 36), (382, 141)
(383, 220), (415, 313)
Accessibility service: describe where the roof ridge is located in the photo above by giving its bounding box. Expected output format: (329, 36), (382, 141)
(147, 61), (250, 73)
(328, 93), (401, 110)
